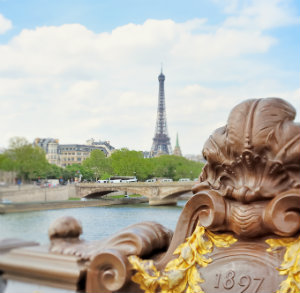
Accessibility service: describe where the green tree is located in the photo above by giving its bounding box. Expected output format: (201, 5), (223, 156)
(2, 137), (49, 181)
(45, 164), (63, 179)
(110, 149), (149, 180)
(82, 149), (112, 181)
(150, 155), (204, 181)
(0, 153), (15, 171)
(64, 164), (82, 181)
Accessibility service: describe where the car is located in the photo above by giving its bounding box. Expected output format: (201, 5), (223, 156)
(161, 178), (173, 182)
(109, 179), (122, 183)
(179, 178), (191, 182)
(146, 178), (157, 182)
(127, 177), (138, 183)
(97, 180), (109, 183)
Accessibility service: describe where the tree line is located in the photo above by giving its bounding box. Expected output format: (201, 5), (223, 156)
(0, 137), (204, 182)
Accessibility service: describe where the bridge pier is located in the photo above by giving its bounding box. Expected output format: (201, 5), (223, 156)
(149, 198), (177, 206)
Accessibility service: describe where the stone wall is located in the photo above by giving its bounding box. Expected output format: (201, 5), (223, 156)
(0, 184), (76, 203)
(0, 171), (16, 185)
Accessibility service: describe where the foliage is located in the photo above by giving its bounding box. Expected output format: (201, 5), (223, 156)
(105, 194), (142, 199)
(110, 150), (203, 181)
(110, 149), (149, 181)
(63, 164), (84, 181)
(0, 137), (204, 182)
(82, 149), (112, 181)
(0, 137), (49, 181)
(150, 155), (203, 180)
(45, 164), (63, 179)
(0, 153), (15, 171)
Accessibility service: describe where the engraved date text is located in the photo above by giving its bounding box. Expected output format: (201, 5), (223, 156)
(214, 270), (264, 293)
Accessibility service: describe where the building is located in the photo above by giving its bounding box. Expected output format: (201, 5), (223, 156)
(34, 138), (60, 165)
(150, 69), (172, 156)
(173, 133), (182, 157)
(34, 138), (115, 167)
(184, 154), (206, 163)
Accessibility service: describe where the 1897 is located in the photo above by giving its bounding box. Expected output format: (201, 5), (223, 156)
(214, 270), (264, 293)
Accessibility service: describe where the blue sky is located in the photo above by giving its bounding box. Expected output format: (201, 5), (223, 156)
(0, 0), (223, 34)
(0, 0), (299, 154)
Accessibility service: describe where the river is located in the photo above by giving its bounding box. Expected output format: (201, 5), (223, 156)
(0, 201), (186, 244)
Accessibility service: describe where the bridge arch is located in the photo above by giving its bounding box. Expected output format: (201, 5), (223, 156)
(161, 189), (193, 200)
(84, 189), (117, 198)
(76, 182), (195, 205)
(148, 188), (193, 205)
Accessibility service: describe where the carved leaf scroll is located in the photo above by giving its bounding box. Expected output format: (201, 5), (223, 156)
(199, 98), (300, 204)
(49, 218), (173, 293)
(129, 225), (237, 293)
(191, 98), (300, 238)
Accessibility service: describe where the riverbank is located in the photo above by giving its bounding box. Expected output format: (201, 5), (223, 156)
(0, 197), (148, 214)
(0, 184), (75, 203)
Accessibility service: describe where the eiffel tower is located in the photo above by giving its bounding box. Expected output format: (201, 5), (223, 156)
(150, 69), (172, 156)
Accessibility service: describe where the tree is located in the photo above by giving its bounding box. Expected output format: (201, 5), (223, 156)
(0, 153), (15, 171)
(110, 149), (149, 180)
(64, 164), (82, 181)
(2, 137), (49, 181)
(45, 164), (63, 179)
(150, 155), (204, 180)
(82, 149), (112, 181)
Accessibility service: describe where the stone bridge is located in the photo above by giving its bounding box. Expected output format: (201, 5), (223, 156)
(76, 181), (195, 205)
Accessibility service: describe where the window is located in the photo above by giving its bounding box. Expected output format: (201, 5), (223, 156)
(77, 158), (81, 161)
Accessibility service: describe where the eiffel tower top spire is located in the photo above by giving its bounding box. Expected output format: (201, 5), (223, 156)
(150, 69), (172, 157)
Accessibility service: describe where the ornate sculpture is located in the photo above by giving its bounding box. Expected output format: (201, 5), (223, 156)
(194, 97), (300, 238)
(128, 98), (300, 293)
(0, 98), (299, 293)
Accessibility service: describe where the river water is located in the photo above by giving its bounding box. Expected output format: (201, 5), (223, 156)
(0, 201), (186, 244)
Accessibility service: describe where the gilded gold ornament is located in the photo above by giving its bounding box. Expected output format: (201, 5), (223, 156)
(128, 225), (237, 293)
(266, 235), (300, 293)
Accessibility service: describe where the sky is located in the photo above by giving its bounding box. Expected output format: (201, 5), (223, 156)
(0, 0), (299, 155)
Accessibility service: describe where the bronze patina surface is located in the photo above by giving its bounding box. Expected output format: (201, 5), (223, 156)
(0, 97), (299, 293)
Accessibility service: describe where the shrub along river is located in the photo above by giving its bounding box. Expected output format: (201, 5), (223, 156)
(0, 201), (186, 244)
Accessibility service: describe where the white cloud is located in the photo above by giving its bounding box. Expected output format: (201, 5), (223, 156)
(216, 0), (299, 30)
(0, 14), (12, 34)
(0, 5), (298, 154)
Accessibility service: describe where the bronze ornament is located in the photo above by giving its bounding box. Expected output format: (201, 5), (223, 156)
(266, 235), (300, 293)
(0, 97), (299, 293)
(129, 225), (237, 293)
(129, 98), (300, 293)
